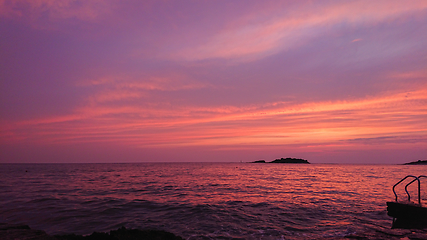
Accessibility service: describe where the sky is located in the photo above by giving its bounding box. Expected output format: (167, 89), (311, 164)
(0, 0), (426, 164)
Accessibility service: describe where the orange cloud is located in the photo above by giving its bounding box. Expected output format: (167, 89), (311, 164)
(2, 86), (426, 152)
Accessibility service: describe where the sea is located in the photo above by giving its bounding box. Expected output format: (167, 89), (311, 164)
(0, 163), (426, 240)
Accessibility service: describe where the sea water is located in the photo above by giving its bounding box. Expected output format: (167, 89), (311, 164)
(0, 163), (426, 239)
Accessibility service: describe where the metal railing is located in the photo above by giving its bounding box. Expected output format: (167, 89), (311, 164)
(392, 175), (426, 206)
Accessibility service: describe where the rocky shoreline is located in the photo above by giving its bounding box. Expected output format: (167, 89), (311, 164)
(1, 223), (183, 240)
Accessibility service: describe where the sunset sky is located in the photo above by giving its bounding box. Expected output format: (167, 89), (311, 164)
(1, 0), (426, 163)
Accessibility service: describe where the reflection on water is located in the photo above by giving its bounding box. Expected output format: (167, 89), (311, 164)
(0, 163), (426, 239)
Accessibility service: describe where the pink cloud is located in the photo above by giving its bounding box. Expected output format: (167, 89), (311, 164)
(162, 1), (427, 62)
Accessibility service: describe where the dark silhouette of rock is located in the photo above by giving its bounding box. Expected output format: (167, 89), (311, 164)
(252, 160), (266, 163)
(403, 160), (427, 165)
(271, 158), (310, 164)
(0, 224), (184, 240)
(1, 223), (56, 240)
(251, 158), (310, 164)
(55, 227), (184, 240)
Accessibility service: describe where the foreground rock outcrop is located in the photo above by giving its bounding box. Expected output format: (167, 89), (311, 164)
(1, 223), (55, 240)
(0, 224), (183, 240)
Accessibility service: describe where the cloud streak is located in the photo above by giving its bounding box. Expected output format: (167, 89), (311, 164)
(2, 86), (426, 152)
(163, 1), (427, 62)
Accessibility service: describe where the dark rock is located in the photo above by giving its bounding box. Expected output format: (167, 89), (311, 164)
(55, 227), (184, 240)
(0, 223), (55, 240)
(0, 224), (184, 240)
(252, 160), (266, 163)
(251, 158), (310, 164)
(403, 160), (427, 165)
(270, 158), (310, 164)
(0, 223), (31, 230)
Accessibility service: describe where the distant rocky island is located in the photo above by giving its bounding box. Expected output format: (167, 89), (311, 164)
(252, 158), (310, 164)
(403, 160), (427, 165)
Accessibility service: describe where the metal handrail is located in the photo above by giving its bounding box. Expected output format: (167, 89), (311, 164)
(392, 175), (419, 204)
(404, 175), (427, 205)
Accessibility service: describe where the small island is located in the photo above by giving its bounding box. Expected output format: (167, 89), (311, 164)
(252, 158), (310, 164)
(403, 160), (427, 165)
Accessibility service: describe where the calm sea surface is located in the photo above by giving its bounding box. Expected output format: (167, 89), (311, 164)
(0, 163), (426, 239)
